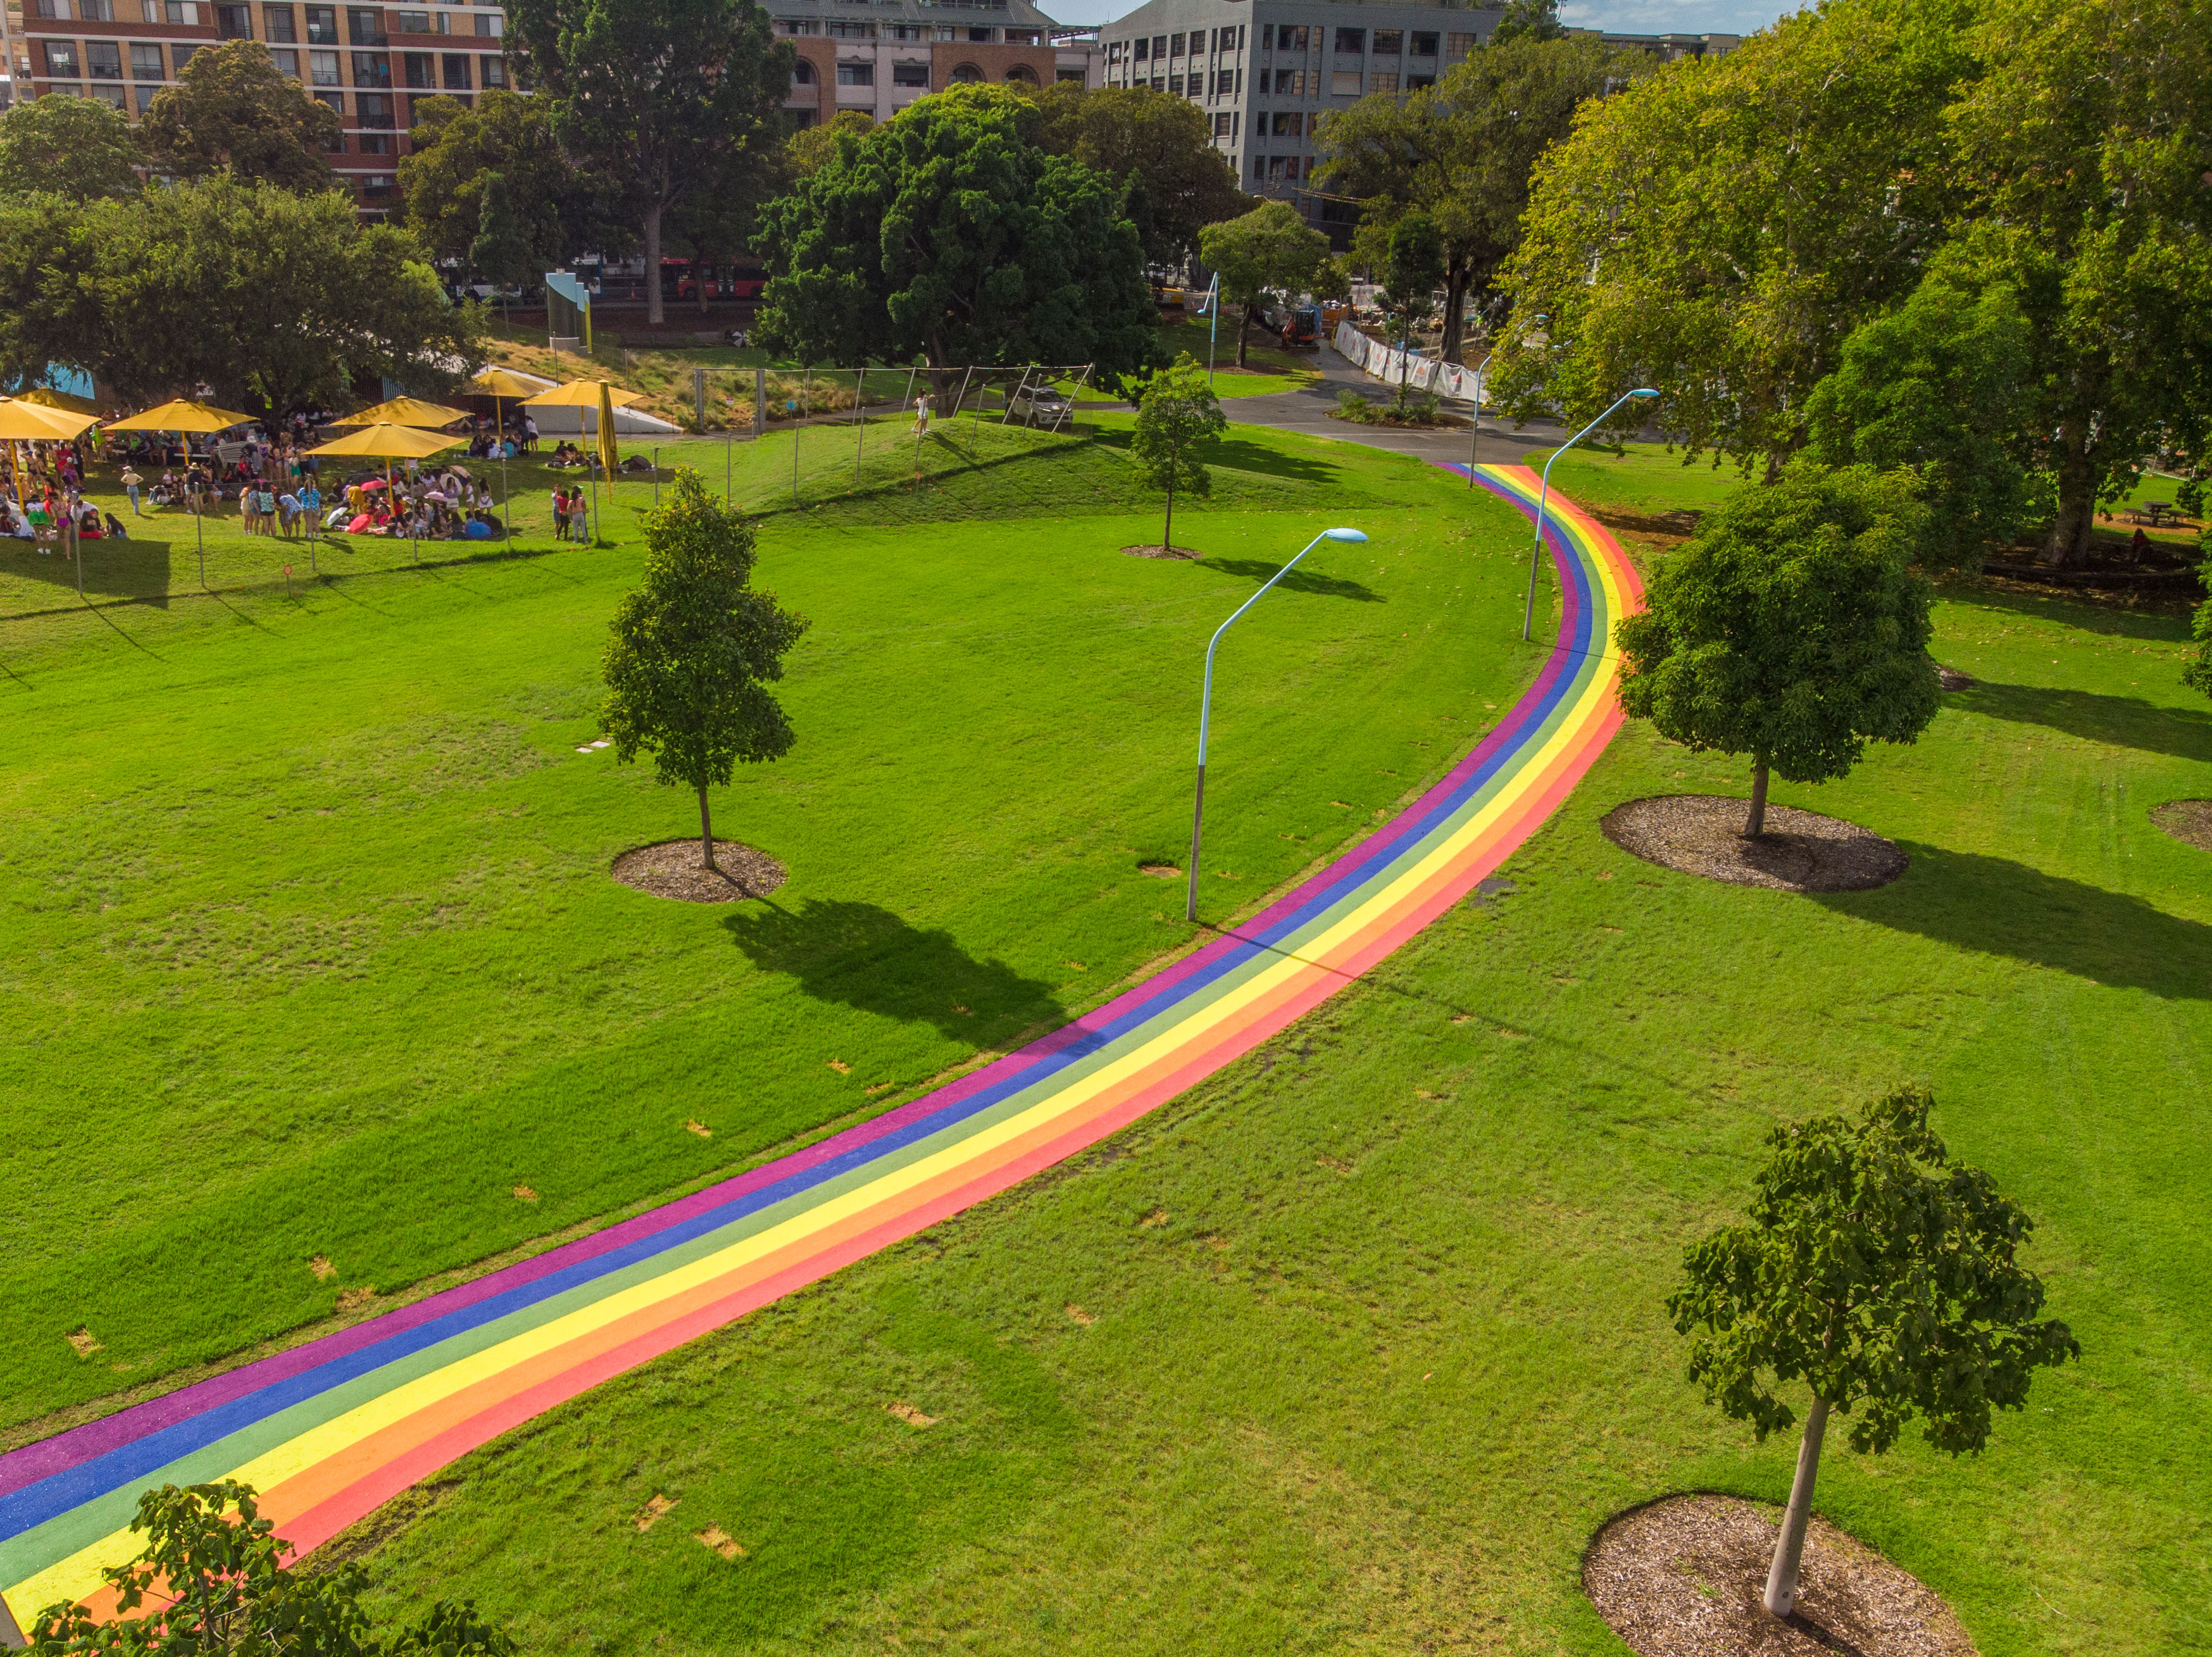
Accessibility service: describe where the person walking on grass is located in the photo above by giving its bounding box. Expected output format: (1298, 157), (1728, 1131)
(121, 464), (143, 515)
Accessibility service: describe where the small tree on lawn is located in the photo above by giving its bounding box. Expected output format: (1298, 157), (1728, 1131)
(603, 470), (808, 872)
(1197, 200), (1335, 369)
(27, 1479), (515, 1655)
(1130, 352), (1227, 553)
(1613, 463), (1941, 837)
(1381, 211), (1445, 410)
(1669, 1087), (2077, 1620)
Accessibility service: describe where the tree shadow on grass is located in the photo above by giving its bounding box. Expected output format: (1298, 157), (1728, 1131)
(1813, 844), (2211, 1000)
(1950, 680), (2212, 764)
(0, 535), (180, 611)
(725, 897), (1064, 1041)
(1087, 426), (1343, 485)
(1195, 555), (1384, 603)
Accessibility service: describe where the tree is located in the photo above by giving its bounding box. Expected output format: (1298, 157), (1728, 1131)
(1670, 1087), (2077, 1618)
(1380, 212), (1444, 409)
(787, 109), (872, 178)
(0, 95), (143, 201)
(1315, 37), (1647, 365)
(1488, 0), (1566, 45)
(1945, 0), (2212, 565)
(1804, 263), (2036, 569)
(139, 39), (343, 190)
(399, 91), (604, 272)
(468, 173), (537, 301)
(506, 0), (792, 327)
(1496, 0), (1977, 472)
(0, 194), (109, 394)
(603, 472), (808, 872)
(88, 177), (483, 413)
(1129, 353), (1226, 553)
(1613, 463), (1940, 836)
(2185, 547), (2212, 701)
(1032, 82), (1249, 268)
(755, 87), (1158, 389)
(1197, 201), (1333, 368)
(668, 141), (787, 314)
(26, 1479), (515, 1655)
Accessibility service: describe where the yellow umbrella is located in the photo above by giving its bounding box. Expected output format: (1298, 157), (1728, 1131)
(308, 423), (464, 459)
(21, 386), (103, 418)
(518, 378), (647, 409)
(103, 401), (249, 586)
(334, 396), (472, 429)
(0, 396), (100, 584)
(466, 367), (550, 399)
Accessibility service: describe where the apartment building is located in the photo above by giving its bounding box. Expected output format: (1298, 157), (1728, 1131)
(10, 0), (1102, 213)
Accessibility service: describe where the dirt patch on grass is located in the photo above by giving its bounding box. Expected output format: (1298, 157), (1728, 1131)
(1586, 505), (1705, 554)
(885, 1400), (939, 1428)
(1584, 1494), (1977, 1657)
(695, 1524), (745, 1560)
(2152, 798), (2212, 853)
(611, 838), (787, 904)
(66, 1328), (102, 1359)
(1601, 796), (1908, 893)
(1122, 543), (1199, 560)
(1937, 666), (1975, 691)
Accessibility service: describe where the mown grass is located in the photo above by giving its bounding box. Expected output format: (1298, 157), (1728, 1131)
(0, 425), (1537, 1423)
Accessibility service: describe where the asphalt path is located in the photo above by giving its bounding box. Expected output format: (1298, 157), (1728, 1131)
(1217, 342), (1577, 466)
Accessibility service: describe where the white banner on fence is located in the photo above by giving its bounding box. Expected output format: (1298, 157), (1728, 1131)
(1332, 320), (1479, 403)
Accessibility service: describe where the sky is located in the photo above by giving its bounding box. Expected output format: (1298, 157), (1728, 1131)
(1044, 0), (1795, 36)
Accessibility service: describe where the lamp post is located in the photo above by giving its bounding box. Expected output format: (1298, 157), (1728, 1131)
(1194, 272), (1222, 388)
(1187, 525), (1371, 923)
(1465, 350), (1494, 488)
(1520, 387), (1658, 642)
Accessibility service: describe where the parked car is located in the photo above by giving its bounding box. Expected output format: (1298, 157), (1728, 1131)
(1008, 385), (1073, 423)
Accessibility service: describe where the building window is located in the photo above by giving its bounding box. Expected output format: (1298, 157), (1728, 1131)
(473, 9), (499, 33)
(134, 83), (159, 110)
(30, 0), (67, 18)
(966, 25), (990, 41)
(42, 41), (79, 77)
(353, 50), (391, 84)
(479, 53), (503, 85)
(86, 41), (123, 77)
(890, 60), (927, 85)
(305, 4), (337, 41)
(1272, 68), (1304, 94)
(1168, 32), (1183, 56)
(401, 49), (432, 86)
(1370, 71), (1397, 92)
(1213, 111), (1230, 136)
(834, 60), (872, 84)
(1005, 27), (1036, 44)
(346, 6), (385, 46)
(309, 47), (340, 82)
(1445, 32), (1476, 57)
(270, 46), (299, 75)
(1372, 28), (1402, 53)
(1411, 31), (1438, 56)
(440, 51), (467, 85)
(130, 42), (163, 77)
(1004, 63), (1036, 84)
(149, 0), (202, 22)
(1330, 71), (1362, 94)
(358, 130), (389, 151)
(825, 19), (870, 36)
(265, 4), (297, 40)
(356, 88), (393, 125)
(216, 3), (252, 36)
(1252, 152), (1265, 178)
(394, 7), (431, 28)
(362, 173), (394, 196)
(1270, 111), (1300, 135)
(1334, 28), (1365, 53)
(890, 22), (921, 39)
(82, 0), (116, 18)
(949, 62), (982, 82)
(1132, 36), (1146, 59)
(87, 83), (125, 105)
(1151, 34), (1165, 57)
(172, 42), (197, 71)
(789, 106), (815, 128)
(790, 58), (814, 84)
(1057, 67), (1084, 82)
(1166, 75), (1181, 95)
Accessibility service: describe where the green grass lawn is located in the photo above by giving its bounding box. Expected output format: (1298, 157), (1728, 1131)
(8, 420), (2209, 1654)
(0, 424), (1545, 1424)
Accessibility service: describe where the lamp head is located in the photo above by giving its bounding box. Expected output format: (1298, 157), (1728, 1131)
(1323, 527), (1368, 543)
(1630, 388), (1659, 398)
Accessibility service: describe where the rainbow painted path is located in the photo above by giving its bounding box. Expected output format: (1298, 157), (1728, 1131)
(0, 465), (1637, 1630)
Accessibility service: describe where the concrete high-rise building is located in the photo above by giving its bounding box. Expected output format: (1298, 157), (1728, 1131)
(9, 0), (1103, 215)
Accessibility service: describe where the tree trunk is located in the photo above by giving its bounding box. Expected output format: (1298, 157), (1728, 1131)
(1397, 306), (1413, 409)
(1440, 265), (1470, 366)
(697, 784), (716, 872)
(644, 203), (665, 327)
(2043, 414), (2099, 566)
(1763, 1396), (1831, 1618)
(1162, 452), (1175, 552)
(696, 256), (711, 315)
(1745, 761), (1770, 837)
(1234, 302), (1255, 368)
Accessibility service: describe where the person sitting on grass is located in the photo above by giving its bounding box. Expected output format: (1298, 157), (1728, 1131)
(104, 510), (127, 538)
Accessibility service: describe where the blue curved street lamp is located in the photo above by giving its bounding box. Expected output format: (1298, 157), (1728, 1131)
(1521, 387), (1659, 641)
(1187, 525), (1370, 923)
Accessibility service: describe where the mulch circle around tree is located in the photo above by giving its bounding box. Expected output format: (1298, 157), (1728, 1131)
(2151, 798), (2212, 853)
(1937, 666), (1975, 691)
(610, 839), (788, 904)
(1121, 544), (1199, 560)
(1584, 1494), (1978, 1657)
(1601, 796), (1908, 892)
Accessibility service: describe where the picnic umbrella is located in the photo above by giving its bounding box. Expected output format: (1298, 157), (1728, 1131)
(334, 396), (472, 428)
(463, 367), (551, 534)
(309, 423), (464, 564)
(519, 378), (642, 544)
(0, 396), (103, 595)
(105, 399), (251, 586)
(22, 386), (103, 418)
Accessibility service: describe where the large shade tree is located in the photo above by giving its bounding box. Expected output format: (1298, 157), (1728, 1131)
(1495, 0), (1977, 470)
(399, 91), (614, 274)
(1671, 1087), (2077, 1618)
(139, 40), (344, 190)
(1032, 82), (1249, 267)
(754, 87), (1157, 389)
(506, 0), (792, 326)
(0, 95), (144, 201)
(1613, 463), (1940, 836)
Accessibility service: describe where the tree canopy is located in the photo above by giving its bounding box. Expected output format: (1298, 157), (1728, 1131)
(1197, 201), (1334, 368)
(754, 88), (1157, 387)
(1670, 1087), (2076, 1613)
(1032, 82), (1249, 266)
(1130, 353), (1227, 552)
(506, 0), (791, 325)
(602, 472), (809, 871)
(1613, 463), (1940, 835)
(0, 95), (143, 201)
(1315, 34), (1647, 363)
(788, 110), (873, 178)
(399, 91), (612, 274)
(139, 39), (345, 190)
